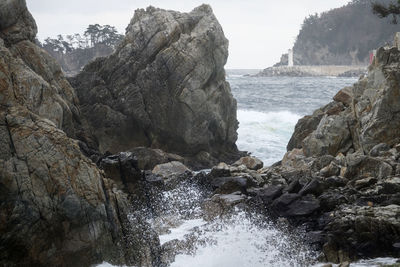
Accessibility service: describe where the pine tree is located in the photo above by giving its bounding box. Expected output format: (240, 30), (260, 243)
(373, 0), (400, 23)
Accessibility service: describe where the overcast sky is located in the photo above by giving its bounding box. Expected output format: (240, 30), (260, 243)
(27, 0), (351, 69)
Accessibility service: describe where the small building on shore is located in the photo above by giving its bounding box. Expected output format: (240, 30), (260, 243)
(288, 49), (294, 67)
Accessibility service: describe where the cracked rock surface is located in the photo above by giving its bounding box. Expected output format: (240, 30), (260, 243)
(70, 5), (239, 167)
(0, 1), (160, 266)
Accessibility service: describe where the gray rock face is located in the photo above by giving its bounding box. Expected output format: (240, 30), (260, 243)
(0, 109), (135, 266)
(289, 46), (400, 157)
(70, 5), (239, 165)
(0, 2), (160, 266)
(270, 42), (400, 262)
(0, 0), (37, 45)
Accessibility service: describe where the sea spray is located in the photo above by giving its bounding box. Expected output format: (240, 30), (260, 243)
(168, 210), (315, 267)
(148, 179), (316, 267)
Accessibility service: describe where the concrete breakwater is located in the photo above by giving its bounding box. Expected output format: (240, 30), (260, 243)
(255, 65), (367, 77)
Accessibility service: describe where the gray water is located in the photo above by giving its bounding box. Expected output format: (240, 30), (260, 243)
(227, 71), (358, 165)
(229, 73), (358, 115)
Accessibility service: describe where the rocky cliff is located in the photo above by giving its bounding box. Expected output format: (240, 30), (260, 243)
(0, 1), (160, 266)
(70, 5), (239, 168)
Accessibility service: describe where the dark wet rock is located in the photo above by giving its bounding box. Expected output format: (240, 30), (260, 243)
(318, 191), (349, 212)
(286, 179), (303, 194)
(377, 177), (400, 194)
(299, 178), (327, 196)
(271, 193), (320, 217)
(210, 176), (251, 194)
(285, 195), (320, 217)
(253, 185), (283, 204)
(70, 5), (240, 167)
(323, 205), (400, 262)
(271, 193), (301, 212)
(233, 156), (263, 170)
(324, 176), (348, 188)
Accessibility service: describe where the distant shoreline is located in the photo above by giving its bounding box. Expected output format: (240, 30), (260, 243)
(253, 65), (367, 77)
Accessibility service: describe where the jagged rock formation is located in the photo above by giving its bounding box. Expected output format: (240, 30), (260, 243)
(289, 47), (400, 155)
(0, 1), (161, 266)
(70, 5), (239, 167)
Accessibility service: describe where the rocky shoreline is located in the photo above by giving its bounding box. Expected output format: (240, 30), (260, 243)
(1, 0), (400, 266)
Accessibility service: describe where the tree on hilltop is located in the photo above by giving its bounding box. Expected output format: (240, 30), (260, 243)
(373, 0), (400, 23)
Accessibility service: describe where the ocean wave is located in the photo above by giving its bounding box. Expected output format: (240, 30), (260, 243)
(237, 109), (301, 166)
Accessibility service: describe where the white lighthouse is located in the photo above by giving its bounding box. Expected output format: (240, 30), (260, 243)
(288, 49), (294, 67)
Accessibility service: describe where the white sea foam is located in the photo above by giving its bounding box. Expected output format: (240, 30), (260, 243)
(159, 218), (206, 245)
(236, 109), (301, 166)
(170, 211), (313, 267)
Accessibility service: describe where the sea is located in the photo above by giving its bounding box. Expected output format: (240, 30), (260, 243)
(228, 69), (358, 166)
(98, 71), (399, 267)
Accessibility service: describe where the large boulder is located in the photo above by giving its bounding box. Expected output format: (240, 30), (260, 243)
(70, 5), (239, 166)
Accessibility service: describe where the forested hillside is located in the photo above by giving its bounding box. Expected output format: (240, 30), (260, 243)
(275, 0), (400, 66)
(38, 24), (123, 75)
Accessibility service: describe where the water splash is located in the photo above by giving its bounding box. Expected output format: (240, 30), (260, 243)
(168, 210), (314, 267)
(151, 180), (315, 267)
